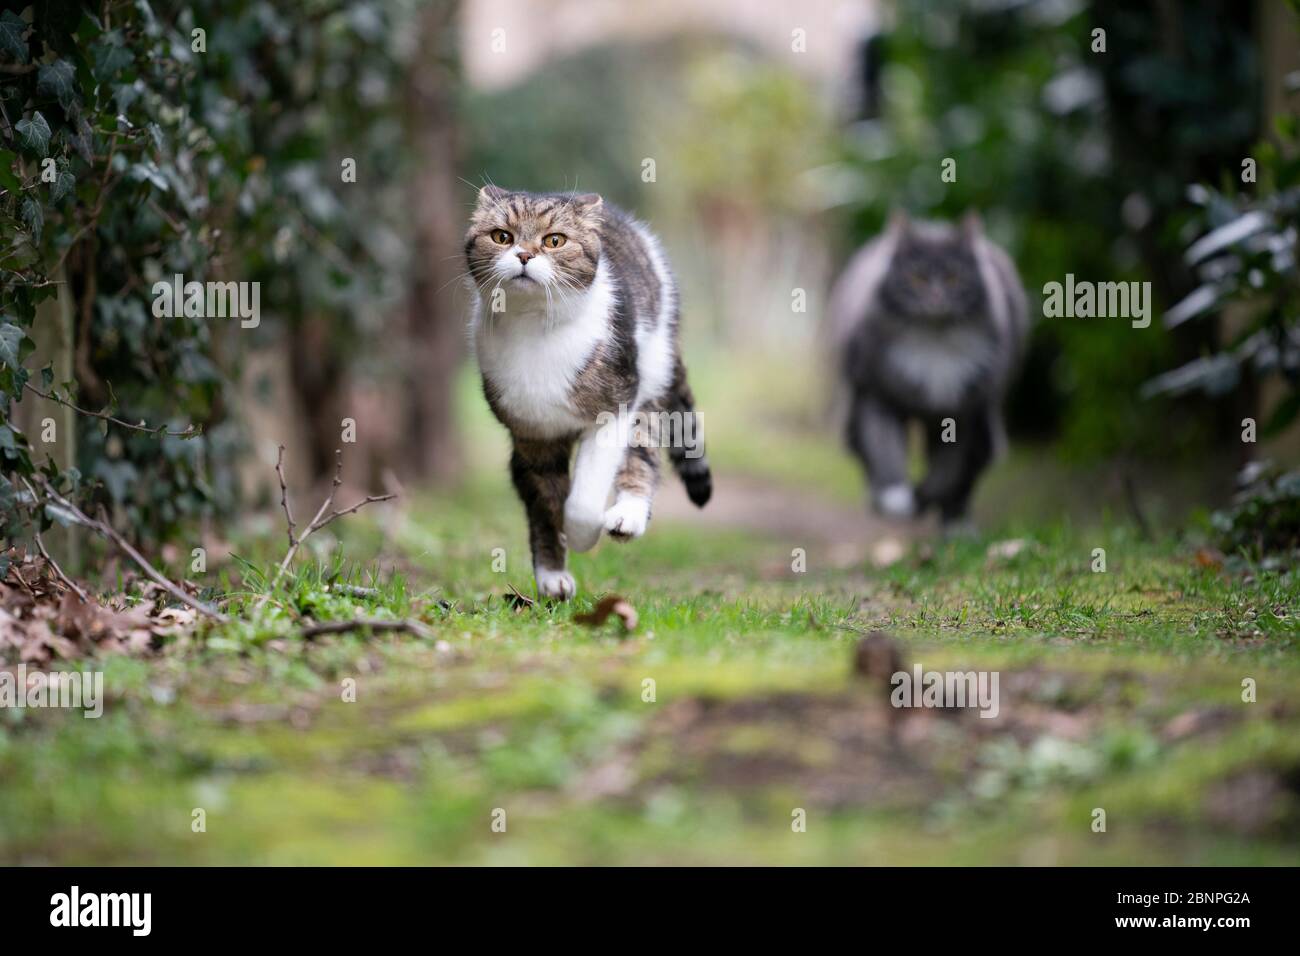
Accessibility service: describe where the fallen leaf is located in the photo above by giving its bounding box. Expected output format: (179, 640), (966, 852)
(574, 594), (638, 633)
(1193, 547), (1224, 571)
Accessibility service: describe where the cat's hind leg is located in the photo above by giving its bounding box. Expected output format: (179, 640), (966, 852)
(606, 442), (659, 542)
(916, 407), (994, 526)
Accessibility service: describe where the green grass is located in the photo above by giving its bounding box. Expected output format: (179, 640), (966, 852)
(2, 347), (1297, 865)
(3, 470), (1299, 864)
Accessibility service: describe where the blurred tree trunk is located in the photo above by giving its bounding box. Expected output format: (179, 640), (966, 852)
(289, 309), (348, 482)
(401, 0), (464, 485)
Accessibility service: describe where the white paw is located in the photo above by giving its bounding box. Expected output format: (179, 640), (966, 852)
(535, 566), (576, 601)
(563, 499), (604, 553)
(876, 483), (916, 518)
(604, 496), (650, 541)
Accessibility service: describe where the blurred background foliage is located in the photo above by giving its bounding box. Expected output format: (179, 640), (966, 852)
(832, 0), (1262, 461)
(1, 0), (434, 556)
(2, 0), (1298, 561)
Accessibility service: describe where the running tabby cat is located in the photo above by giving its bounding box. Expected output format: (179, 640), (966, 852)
(465, 186), (711, 599)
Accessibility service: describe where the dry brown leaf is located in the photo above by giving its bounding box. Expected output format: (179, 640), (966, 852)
(1193, 547), (1225, 571)
(574, 594), (638, 633)
(0, 553), (200, 664)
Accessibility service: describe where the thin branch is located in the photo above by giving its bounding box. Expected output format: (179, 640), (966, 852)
(18, 476), (91, 603)
(36, 479), (228, 622)
(24, 382), (200, 438)
(32, 531), (91, 603)
(274, 444), (297, 549)
(300, 618), (433, 641)
(258, 448), (396, 607)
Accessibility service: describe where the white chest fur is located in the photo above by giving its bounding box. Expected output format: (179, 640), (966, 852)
(471, 264), (616, 437)
(887, 324), (994, 410)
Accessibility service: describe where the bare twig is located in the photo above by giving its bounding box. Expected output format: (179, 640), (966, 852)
(259, 448), (396, 607)
(32, 530), (90, 603)
(18, 476), (91, 603)
(23, 383), (200, 438)
(274, 445), (296, 549)
(36, 479), (228, 622)
(300, 618), (433, 641)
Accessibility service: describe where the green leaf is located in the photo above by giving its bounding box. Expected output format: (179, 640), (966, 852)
(0, 10), (28, 64)
(43, 502), (80, 527)
(1263, 389), (1300, 438)
(114, 82), (140, 114)
(0, 322), (27, 371)
(15, 112), (51, 156)
(92, 33), (133, 80)
(51, 166), (75, 202)
(129, 160), (169, 191)
(20, 195), (43, 242)
(40, 363), (53, 389)
(0, 148), (19, 194)
(37, 60), (80, 113)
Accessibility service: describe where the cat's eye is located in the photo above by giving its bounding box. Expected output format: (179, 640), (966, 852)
(490, 229), (513, 245)
(542, 233), (567, 249)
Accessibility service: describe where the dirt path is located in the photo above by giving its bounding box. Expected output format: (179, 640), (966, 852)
(655, 473), (920, 567)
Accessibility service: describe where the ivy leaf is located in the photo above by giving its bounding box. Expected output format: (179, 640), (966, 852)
(37, 59), (80, 113)
(51, 165), (75, 202)
(20, 196), (43, 242)
(0, 10), (28, 64)
(43, 502), (80, 527)
(15, 112), (51, 156)
(92, 32), (133, 80)
(67, 116), (94, 164)
(40, 363), (53, 389)
(129, 160), (169, 191)
(0, 148), (19, 194)
(0, 322), (28, 371)
(114, 82), (141, 114)
(1263, 390), (1300, 438)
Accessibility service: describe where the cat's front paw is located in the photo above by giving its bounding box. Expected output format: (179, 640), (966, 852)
(535, 566), (576, 601)
(604, 496), (650, 541)
(564, 500), (604, 553)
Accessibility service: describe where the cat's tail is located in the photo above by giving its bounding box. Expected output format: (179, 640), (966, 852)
(665, 357), (712, 507)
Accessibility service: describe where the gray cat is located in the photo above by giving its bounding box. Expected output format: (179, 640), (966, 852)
(829, 211), (1028, 526)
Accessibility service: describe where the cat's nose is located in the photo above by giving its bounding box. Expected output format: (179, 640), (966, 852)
(516, 251), (534, 265)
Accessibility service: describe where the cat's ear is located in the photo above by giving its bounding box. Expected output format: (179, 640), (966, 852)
(961, 210), (984, 241)
(477, 184), (508, 207)
(570, 192), (603, 215)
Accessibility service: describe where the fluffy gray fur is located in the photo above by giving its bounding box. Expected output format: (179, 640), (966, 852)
(829, 211), (1028, 525)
